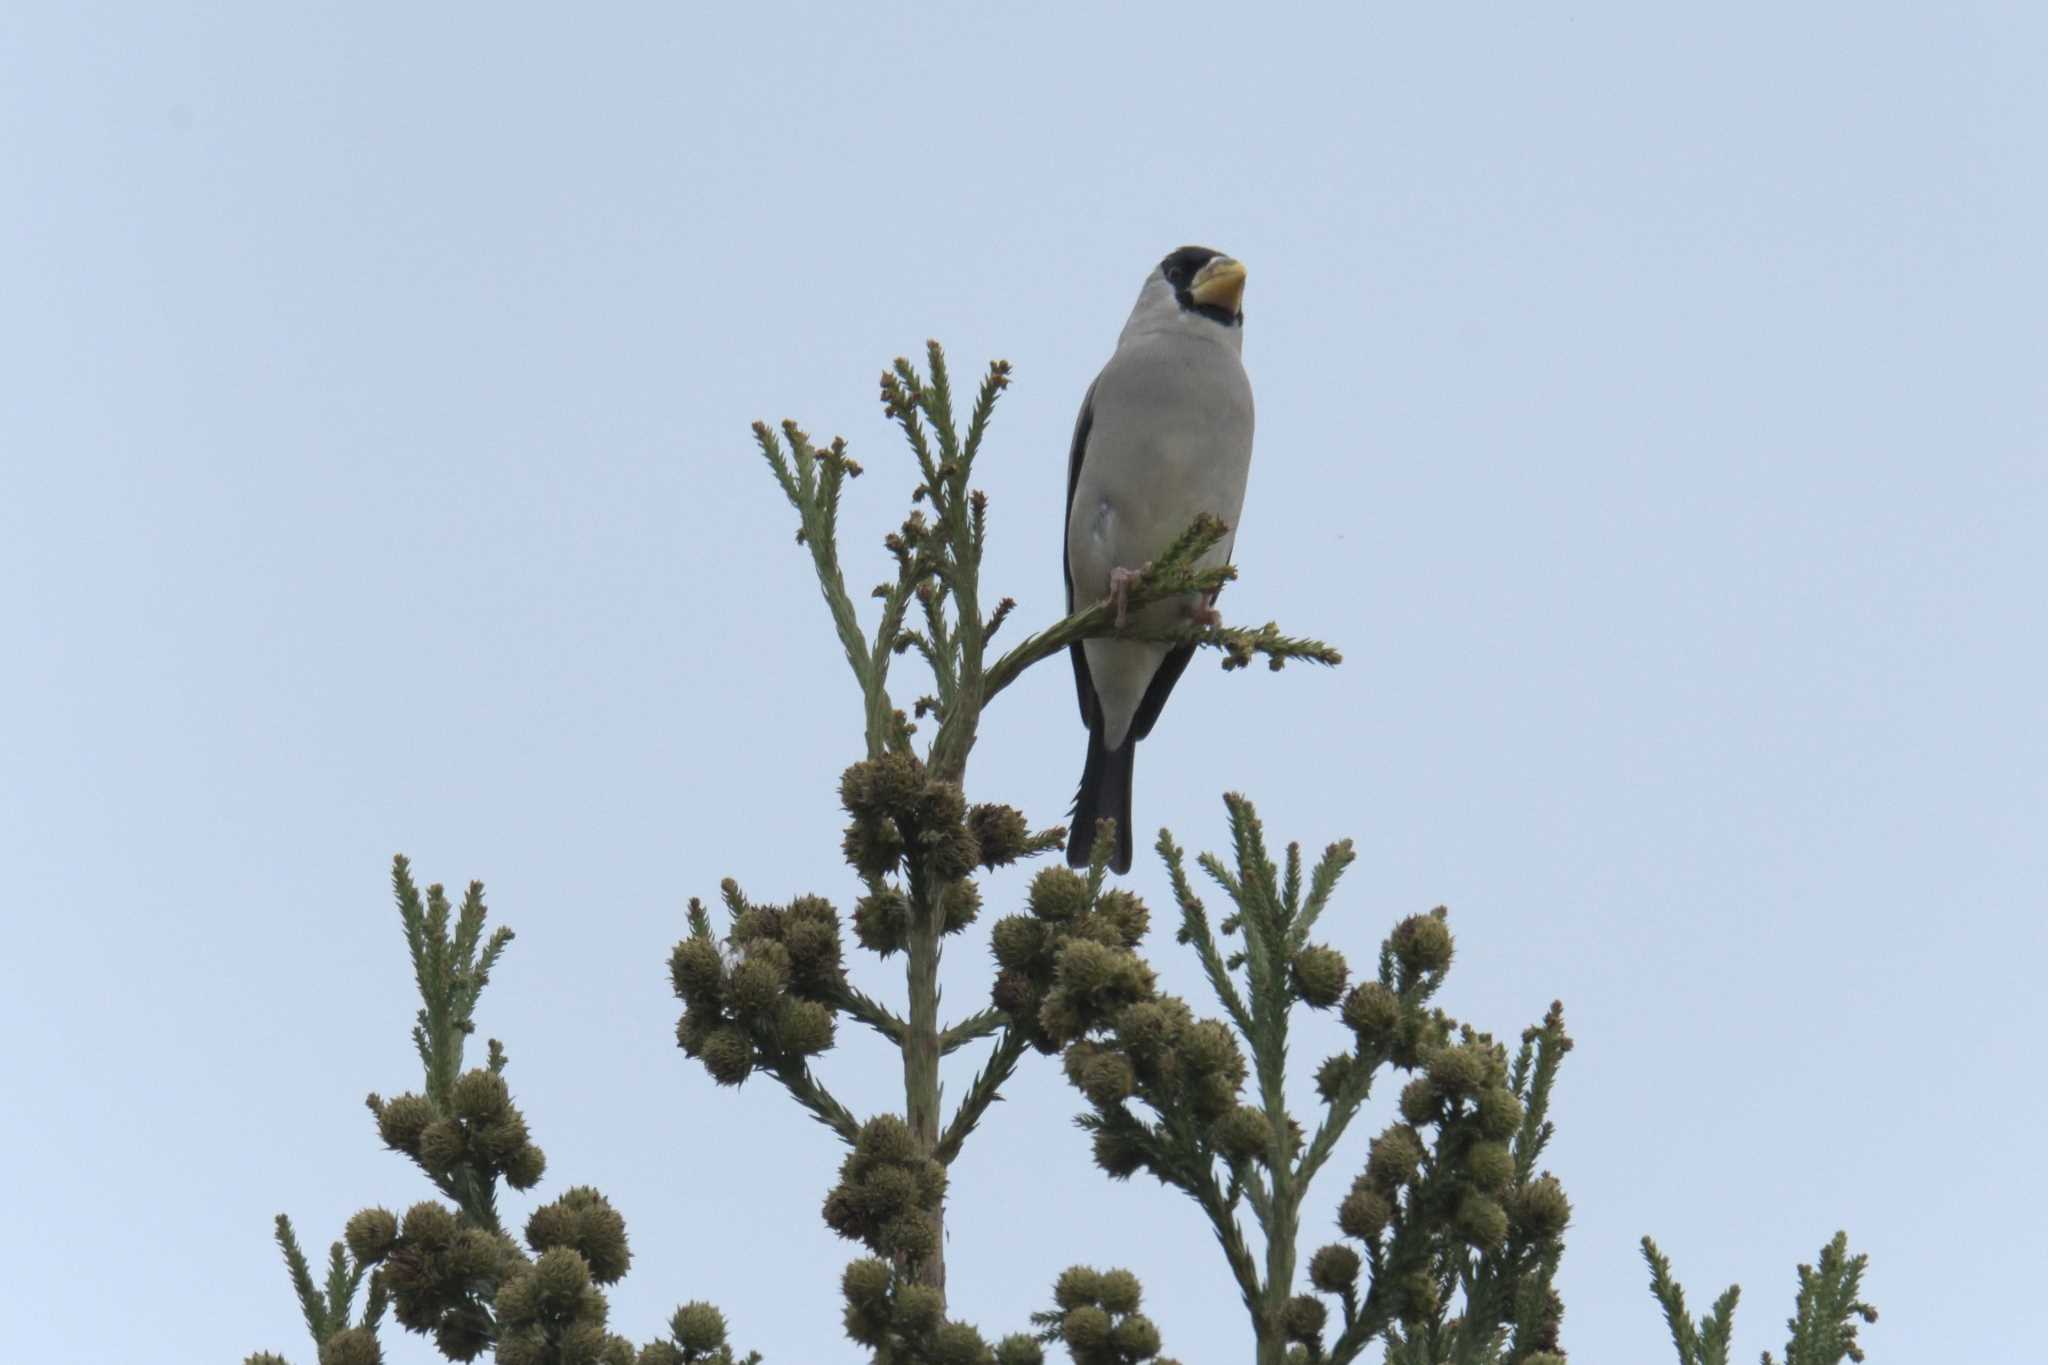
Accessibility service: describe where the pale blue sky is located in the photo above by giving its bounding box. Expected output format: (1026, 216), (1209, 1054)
(3, 5), (2042, 1362)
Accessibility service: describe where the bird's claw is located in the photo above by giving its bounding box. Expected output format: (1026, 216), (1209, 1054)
(1107, 564), (1147, 629)
(1188, 598), (1222, 628)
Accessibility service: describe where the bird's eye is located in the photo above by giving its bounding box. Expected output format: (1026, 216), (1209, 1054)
(1159, 247), (1217, 290)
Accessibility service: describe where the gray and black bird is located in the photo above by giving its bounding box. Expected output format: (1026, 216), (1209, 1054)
(1064, 246), (1254, 873)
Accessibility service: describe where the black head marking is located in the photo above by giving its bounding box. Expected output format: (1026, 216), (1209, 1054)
(1156, 244), (1242, 326)
(1158, 246), (1220, 289)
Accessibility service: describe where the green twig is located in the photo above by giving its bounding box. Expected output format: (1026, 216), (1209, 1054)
(938, 1007), (1006, 1056)
(273, 1215), (326, 1343)
(840, 984), (908, 1047)
(768, 1058), (861, 1147)
(935, 1026), (1029, 1165)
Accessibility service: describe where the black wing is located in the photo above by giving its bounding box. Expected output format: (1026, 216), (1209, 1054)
(1128, 638), (1196, 742)
(1065, 379), (1102, 729)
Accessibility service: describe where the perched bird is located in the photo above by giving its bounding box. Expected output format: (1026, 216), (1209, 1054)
(1064, 246), (1254, 874)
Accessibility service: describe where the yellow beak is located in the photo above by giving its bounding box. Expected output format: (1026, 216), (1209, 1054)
(1189, 256), (1248, 312)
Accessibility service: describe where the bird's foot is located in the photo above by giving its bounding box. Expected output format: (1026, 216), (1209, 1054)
(1107, 564), (1148, 628)
(1187, 598), (1223, 628)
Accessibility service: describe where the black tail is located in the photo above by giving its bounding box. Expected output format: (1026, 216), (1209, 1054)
(1067, 729), (1135, 875)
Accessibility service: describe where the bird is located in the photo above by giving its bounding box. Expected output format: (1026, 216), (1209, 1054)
(1064, 246), (1254, 874)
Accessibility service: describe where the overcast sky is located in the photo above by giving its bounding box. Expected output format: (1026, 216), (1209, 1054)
(4, 5), (2043, 1363)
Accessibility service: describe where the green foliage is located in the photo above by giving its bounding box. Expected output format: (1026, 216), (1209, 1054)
(248, 861), (756, 1365)
(1023, 1266), (1181, 1365)
(990, 854), (1158, 1059)
(671, 883), (853, 1135)
(840, 1255), (1041, 1365)
(397, 864), (508, 1086)
(244, 1212), (387, 1365)
(1036, 795), (1572, 1365)
(822, 1116), (950, 1264)
(1643, 1233), (1877, 1365)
